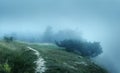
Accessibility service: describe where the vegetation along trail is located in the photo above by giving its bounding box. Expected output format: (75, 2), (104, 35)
(27, 46), (47, 73)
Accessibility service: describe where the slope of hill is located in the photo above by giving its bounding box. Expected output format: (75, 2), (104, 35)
(0, 41), (108, 73)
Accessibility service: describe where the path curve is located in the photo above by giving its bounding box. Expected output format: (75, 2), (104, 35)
(27, 47), (47, 73)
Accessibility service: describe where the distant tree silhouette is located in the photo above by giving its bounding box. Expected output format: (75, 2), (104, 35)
(41, 26), (54, 43)
(3, 36), (14, 42)
(41, 26), (83, 43)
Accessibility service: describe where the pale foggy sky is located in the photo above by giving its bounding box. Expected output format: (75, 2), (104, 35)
(0, 0), (120, 73)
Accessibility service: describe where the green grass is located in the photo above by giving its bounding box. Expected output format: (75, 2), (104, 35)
(0, 41), (37, 73)
(0, 41), (108, 73)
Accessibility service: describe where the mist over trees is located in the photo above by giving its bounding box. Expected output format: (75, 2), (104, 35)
(0, 26), (82, 43)
(41, 26), (83, 43)
(3, 36), (14, 42)
(41, 26), (54, 43)
(40, 26), (103, 57)
(0, 26), (103, 57)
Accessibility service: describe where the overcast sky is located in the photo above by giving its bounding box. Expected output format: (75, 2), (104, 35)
(0, 0), (120, 73)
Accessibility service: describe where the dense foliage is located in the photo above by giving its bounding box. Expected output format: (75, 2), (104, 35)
(55, 39), (103, 57)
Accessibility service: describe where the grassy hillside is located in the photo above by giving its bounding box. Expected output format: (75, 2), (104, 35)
(0, 41), (108, 73)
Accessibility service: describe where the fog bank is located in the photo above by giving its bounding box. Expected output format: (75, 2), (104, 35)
(0, 0), (120, 73)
